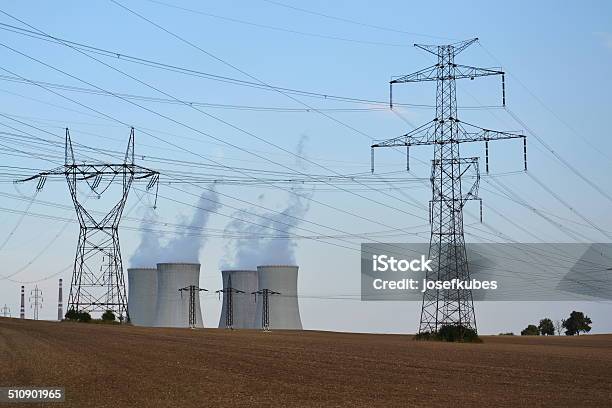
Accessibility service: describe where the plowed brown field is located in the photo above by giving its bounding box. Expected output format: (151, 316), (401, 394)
(1, 317), (611, 407)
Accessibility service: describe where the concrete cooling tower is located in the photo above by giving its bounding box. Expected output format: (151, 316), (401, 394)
(217, 270), (258, 329)
(127, 268), (158, 326)
(255, 265), (302, 330)
(154, 263), (203, 328)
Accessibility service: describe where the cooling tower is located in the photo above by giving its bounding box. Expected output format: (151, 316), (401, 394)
(127, 268), (158, 326)
(218, 269), (258, 329)
(154, 263), (203, 328)
(255, 265), (302, 330)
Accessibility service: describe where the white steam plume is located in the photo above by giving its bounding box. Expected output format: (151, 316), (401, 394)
(130, 186), (221, 266)
(221, 136), (313, 269)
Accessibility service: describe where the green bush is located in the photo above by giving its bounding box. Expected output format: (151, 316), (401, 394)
(520, 324), (540, 336)
(64, 309), (92, 323)
(77, 311), (91, 323)
(101, 310), (116, 322)
(64, 309), (79, 321)
(414, 325), (482, 343)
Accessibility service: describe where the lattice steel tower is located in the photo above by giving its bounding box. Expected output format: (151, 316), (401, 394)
(252, 289), (280, 331)
(216, 275), (245, 329)
(29, 285), (43, 320)
(372, 39), (526, 335)
(17, 128), (159, 321)
(179, 285), (207, 329)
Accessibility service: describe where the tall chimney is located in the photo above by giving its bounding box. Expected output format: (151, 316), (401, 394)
(20, 286), (25, 319)
(57, 279), (63, 321)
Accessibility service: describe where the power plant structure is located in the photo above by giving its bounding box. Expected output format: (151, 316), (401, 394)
(154, 263), (204, 328)
(217, 270), (258, 329)
(57, 278), (63, 321)
(124, 262), (303, 330)
(127, 268), (158, 326)
(254, 265), (302, 330)
(20, 286), (25, 319)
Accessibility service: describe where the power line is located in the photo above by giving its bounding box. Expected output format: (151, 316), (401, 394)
(259, 0), (453, 40)
(138, 0), (410, 48)
(0, 22), (444, 249)
(0, 35), (429, 223)
(0, 7), (608, 292)
(478, 41), (612, 164)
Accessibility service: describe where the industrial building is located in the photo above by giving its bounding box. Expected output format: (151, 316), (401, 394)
(125, 262), (303, 330)
(254, 265), (302, 330)
(217, 269), (258, 329)
(127, 268), (158, 326)
(154, 263), (204, 328)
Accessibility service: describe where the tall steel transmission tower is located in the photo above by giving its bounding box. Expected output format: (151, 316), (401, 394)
(372, 39), (527, 336)
(17, 128), (159, 321)
(1, 304), (10, 317)
(252, 289), (280, 331)
(216, 275), (244, 329)
(29, 285), (43, 320)
(179, 285), (207, 329)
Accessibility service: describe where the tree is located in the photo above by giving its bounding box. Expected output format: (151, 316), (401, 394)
(554, 320), (563, 336)
(562, 311), (592, 336)
(538, 318), (555, 336)
(521, 324), (540, 336)
(101, 310), (116, 322)
(77, 311), (91, 323)
(64, 309), (79, 321)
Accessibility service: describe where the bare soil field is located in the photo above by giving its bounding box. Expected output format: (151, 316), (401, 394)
(0, 317), (611, 407)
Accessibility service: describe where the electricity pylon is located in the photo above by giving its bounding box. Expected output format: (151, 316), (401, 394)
(1, 304), (10, 317)
(252, 289), (280, 331)
(179, 285), (207, 329)
(216, 274), (245, 329)
(29, 285), (43, 320)
(371, 38), (527, 336)
(17, 128), (159, 321)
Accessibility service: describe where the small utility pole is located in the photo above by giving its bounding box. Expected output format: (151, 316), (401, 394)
(178, 285), (207, 329)
(1, 304), (10, 317)
(216, 275), (245, 329)
(29, 285), (43, 320)
(252, 289), (280, 331)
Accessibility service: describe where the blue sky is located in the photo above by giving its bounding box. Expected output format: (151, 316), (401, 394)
(0, 0), (611, 334)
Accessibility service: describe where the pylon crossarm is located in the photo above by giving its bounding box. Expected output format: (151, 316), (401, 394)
(372, 120), (436, 148)
(391, 65), (438, 83)
(415, 38), (479, 56)
(457, 121), (525, 143)
(453, 64), (503, 79)
(14, 165), (156, 184)
(14, 166), (64, 184)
